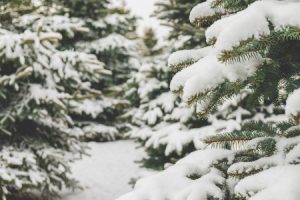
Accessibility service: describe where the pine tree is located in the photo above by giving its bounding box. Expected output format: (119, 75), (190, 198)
(118, 1), (300, 199)
(122, 1), (209, 171)
(64, 0), (139, 140)
(0, 1), (110, 199)
(125, 27), (207, 170)
(125, 0), (256, 172)
(125, 1), (258, 172)
(154, 0), (206, 49)
(14, 0), (140, 141)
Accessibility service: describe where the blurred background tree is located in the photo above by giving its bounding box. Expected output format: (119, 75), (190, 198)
(0, 0), (112, 199)
(154, 0), (206, 49)
(11, 0), (141, 142)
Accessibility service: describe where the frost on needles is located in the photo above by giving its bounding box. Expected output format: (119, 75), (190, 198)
(118, 0), (300, 200)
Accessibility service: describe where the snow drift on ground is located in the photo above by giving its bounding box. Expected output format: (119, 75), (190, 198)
(61, 140), (145, 200)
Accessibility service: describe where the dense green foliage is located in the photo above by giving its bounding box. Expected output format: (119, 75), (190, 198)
(168, 0), (300, 198)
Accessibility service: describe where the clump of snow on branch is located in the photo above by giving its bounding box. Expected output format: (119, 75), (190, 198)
(15, 14), (88, 38)
(82, 123), (119, 141)
(77, 33), (137, 55)
(167, 46), (212, 69)
(235, 165), (300, 200)
(285, 88), (300, 117)
(170, 53), (262, 103)
(189, 0), (224, 24)
(117, 149), (234, 200)
(205, 1), (300, 51)
(169, 1), (300, 107)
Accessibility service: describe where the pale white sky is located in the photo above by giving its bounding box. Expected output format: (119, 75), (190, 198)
(124, 0), (170, 40)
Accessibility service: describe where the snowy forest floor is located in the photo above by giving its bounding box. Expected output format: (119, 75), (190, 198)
(61, 140), (145, 200)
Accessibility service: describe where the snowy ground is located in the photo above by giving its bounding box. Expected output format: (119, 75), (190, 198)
(61, 140), (145, 200)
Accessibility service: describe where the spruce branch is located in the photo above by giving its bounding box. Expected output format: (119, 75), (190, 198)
(191, 13), (225, 27)
(218, 27), (300, 64)
(169, 59), (198, 72)
(283, 125), (300, 138)
(204, 130), (266, 149)
(241, 121), (279, 137)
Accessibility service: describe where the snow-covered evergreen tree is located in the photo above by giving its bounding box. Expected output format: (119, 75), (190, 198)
(64, 0), (139, 141)
(13, 0), (139, 142)
(125, 0), (255, 171)
(118, 1), (300, 199)
(61, 0), (138, 83)
(0, 1), (110, 199)
(125, 27), (205, 170)
(154, 0), (205, 49)
(123, 0), (210, 171)
(125, 1), (255, 171)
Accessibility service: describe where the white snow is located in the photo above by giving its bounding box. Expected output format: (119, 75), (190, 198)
(138, 77), (168, 104)
(15, 14), (88, 38)
(61, 140), (145, 200)
(189, 0), (224, 24)
(176, 1), (300, 107)
(117, 149), (234, 200)
(128, 89), (255, 158)
(82, 123), (119, 141)
(235, 165), (300, 200)
(77, 33), (137, 55)
(69, 99), (106, 119)
(30, 84), (69, 107)
(116, 0), (300, 200)
(168, 47), (212, 68)
(206, 1), (300, 51)
(170, 54), (262, 103)
(285, 88), (300, 117)
(142, 107), (163, 125)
